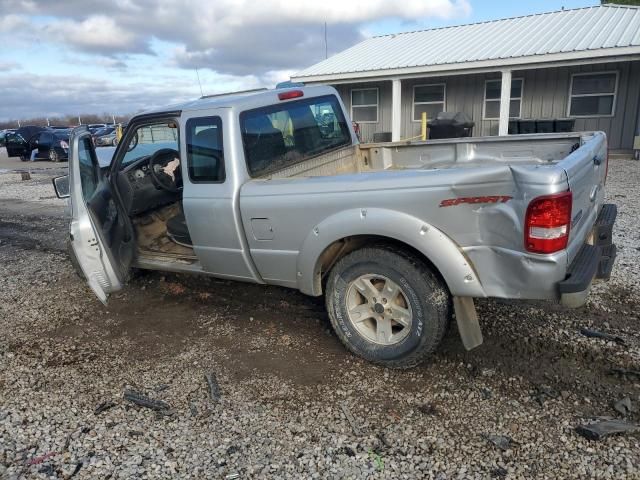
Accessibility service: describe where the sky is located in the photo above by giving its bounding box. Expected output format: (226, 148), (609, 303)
(0, 0), (598, 123)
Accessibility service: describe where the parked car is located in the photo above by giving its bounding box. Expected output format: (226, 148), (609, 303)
(5, 125), (48, 160)
(52, 85), (617, 368)
(31, 129), (70, 162)
(92, 126), (117, 146)
(0, 128), (16, 147)
(5, 126), (69, 162)
(87, 123), (107, 134)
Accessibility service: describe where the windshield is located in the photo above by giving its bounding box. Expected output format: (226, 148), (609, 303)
(54, 130), (71, 139)
(121, 122), (179, 167)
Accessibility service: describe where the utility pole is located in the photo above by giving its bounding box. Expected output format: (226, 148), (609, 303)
(324, 22), (328, 59)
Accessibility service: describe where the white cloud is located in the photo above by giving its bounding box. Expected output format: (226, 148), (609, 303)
(0, 0), (472, 120)
(1, 0), (471, 75)
(45, 15), (150, 55)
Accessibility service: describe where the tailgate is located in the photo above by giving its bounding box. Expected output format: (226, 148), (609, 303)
(560, 132), (608, 264)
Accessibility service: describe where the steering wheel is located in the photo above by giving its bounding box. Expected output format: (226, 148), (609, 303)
(148, 148), (182, 192)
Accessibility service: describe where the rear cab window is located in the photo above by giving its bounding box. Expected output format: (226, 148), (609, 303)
(240, 94), (351, 177)
(185, 116), (225, 182)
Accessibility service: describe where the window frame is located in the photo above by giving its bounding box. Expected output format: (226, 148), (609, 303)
(412, 83), (446, 123)
(185, 115), (226, 184)
(350, 87), (379, 124)
(240, 94), (352, 178)
(567, 71), (619, 118)
(482, 78), (524, 120)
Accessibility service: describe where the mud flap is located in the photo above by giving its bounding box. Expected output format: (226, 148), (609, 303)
(453, 296), (483, 350)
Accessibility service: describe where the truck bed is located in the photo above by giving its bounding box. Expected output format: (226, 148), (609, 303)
(262, 132), (587, 179)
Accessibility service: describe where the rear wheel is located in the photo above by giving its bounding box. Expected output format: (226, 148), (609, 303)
(326, 245), (451, 368)
(49, 149), (60, 162)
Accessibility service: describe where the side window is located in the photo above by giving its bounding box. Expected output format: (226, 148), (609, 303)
(240, 94), (351, 177)
(568, 72), (617, 117)
(38, 132), (53, 146)
(185, 116), (225, 182)
(483, 79), (523, 120)
(351, 88), (378, 123)
(121, 122), (179, 168)
(413, 84), (446, 121)
(78, 137), (99, 203)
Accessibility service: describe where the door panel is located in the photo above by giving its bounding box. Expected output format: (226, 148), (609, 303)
(68, 127), (134, 303)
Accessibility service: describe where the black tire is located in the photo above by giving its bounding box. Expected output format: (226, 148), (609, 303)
(325, 245), (451, 369)
(19, 154), (28, 162)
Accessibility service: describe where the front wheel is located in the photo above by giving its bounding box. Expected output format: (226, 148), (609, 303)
(49, 149), (59, 162)
(326, 245), (451, 369)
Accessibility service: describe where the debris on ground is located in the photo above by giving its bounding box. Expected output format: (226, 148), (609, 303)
(579, 327), (625, 345)
(70, 461), (83, 478)
(94, 401), (116, 415)
(575, 419), (640, 441)
(417, 402), (439, 415)
(26, 452), (57, 465)
(340, 402), (364, 436)
(204, 372), (221, 403)
(20, 172), (31, 181)
(610, 367), (640, 380)
(613, 397), (636, 416)
(482, 434), (518, 451)
(123, 389), (171, 411)
(532, 384), (559, 406)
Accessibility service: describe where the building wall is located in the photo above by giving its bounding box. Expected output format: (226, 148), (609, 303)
(327, 60), (639, 150)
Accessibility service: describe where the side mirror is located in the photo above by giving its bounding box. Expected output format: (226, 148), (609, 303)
(52, 175), (70, 199)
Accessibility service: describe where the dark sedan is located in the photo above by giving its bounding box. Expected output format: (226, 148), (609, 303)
(5, 126), (69, 162)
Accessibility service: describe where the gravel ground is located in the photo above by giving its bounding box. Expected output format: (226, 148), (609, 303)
(1, 160), (640, 479)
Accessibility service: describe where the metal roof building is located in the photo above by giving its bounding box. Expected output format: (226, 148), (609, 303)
(292, 4), (640, 151)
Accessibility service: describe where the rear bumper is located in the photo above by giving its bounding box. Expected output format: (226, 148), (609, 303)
(558, 204), (617, 307)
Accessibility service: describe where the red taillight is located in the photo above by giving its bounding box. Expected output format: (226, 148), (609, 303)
(525, 191), (572, 254)
(278, 90), (304, 101)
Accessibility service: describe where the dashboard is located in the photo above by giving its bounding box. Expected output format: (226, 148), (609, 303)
(116, 155), (180, 215)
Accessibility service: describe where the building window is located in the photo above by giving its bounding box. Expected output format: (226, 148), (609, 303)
(413, 84), (445, 121)
(484, 78), (523, 120)
(351, 88), (378, 123)
(568, 72), (617, 117)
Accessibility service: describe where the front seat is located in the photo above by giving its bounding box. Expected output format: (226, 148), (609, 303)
(166, 204), (192, 247)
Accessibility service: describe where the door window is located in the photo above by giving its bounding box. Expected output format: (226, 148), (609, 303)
(240, 94), (351, 177)
(38, 132), (53, 147)
(78, 136), (99, 203)
(121, 122), (179, 167)
(185, 116), (225, 182)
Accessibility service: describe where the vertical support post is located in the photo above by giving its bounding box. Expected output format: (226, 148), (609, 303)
(421, 112), (427, 141)
(391, 78), (402, 142)
(498, 69), (512, 136)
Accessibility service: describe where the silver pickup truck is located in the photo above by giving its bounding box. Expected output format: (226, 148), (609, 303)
(53, 85), (617, 368)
